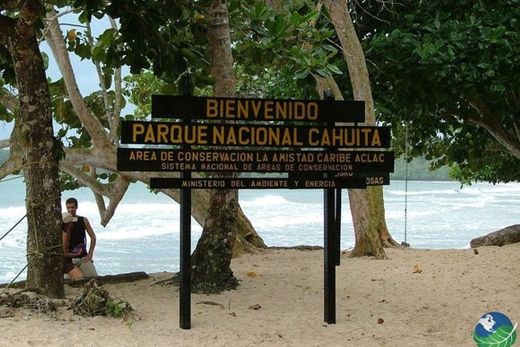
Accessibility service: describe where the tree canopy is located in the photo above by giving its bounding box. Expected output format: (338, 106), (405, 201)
(1, 0), (401, 265)
(360, 0), (520, 183)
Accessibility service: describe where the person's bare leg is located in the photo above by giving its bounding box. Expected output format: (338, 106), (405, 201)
(67, 266), (84, 279)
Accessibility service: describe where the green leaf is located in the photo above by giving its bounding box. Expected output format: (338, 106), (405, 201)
(294, 68), (310, 79)
(322, 44), (337, 52)
(103, 73), (112, 89)
(78, 11), (88, 24)
(41, 52), (49, 70)
(91, 44), (106, 62)
(57, 128), (67, 139)
(315, 68), (328, 77)
(253, 3), (267, 19)
(473, 324), (517, 347)
(327, 64), (343, 75)
(75, 43), (92, 60)
(273, 16), (285, 36)
(98, 29), (116, 46)
(433, 17), (441, 29)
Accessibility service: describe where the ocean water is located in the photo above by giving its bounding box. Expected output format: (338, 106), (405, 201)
(1, 177), (519, 283)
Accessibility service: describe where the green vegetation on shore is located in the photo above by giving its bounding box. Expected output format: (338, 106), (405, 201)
(391, 157), (452, 181)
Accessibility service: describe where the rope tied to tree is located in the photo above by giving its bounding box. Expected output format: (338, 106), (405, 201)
(27, 243), (63, 259)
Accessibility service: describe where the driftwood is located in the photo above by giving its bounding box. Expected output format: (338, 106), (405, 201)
(65, 272), (149, 287)
(470, 225), (520, 248)
(0, 271), (149, 289)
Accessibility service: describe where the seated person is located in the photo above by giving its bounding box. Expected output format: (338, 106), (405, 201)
(64, 197), (98, 277)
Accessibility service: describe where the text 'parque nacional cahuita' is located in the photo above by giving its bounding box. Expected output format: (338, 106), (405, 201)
(130, 123), (384, 147)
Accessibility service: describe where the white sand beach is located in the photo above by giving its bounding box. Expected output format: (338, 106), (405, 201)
(1, 244), (519, 346)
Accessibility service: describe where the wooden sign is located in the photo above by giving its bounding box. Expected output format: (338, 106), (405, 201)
(117, 148), (394, 173)
(152, 95), (365, 122)
(116, 94), (395, 329)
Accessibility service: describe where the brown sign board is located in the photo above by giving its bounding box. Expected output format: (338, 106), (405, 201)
(149, 174), (389, 190)
(120, 121), (391, 148)
(117, 148), (394, 173)
(152, 95), (365, 123)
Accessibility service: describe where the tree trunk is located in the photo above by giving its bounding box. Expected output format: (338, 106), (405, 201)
(324, 0), (399, 258)
(190, 0), (241, 292)
(190, 178), (239, 293)
(6, 3), (64, 297)
(348, 189), (385, 258)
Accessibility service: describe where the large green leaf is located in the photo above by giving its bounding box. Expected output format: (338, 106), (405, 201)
(473, 324), (517, 347)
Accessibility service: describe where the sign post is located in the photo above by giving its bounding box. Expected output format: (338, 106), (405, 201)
(179, 117), (192, 329)
(335, 189), (342, 266)
(324, 172), (336, 324)
(117, 95), (394, 329)
(179, 166), (191, 329)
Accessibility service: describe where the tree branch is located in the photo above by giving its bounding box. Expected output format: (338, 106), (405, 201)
(323, 0), (375, 124)
(61, 157), (129, 225)
(44, 11), (111, 149)
(0, 119), (23, 180)
(0, 89), (19, 112)
(512, 115), (520, 143)
(60, 160), (108, 195)
(62, 147), (96, 165)
(0, 138), (9, 148)
(99, 175), (130, 226)
(313, 74), (344, 101)
(466, 103), (520, 160)
(43, 8), (74, 24)
(351, 0), (391, 25)
(109, 66), (122, 143)
(108, 17), (122, 144)
(0, 152), (23, 180)
(90, 166), (107, 218)
(86, 20), (112, 126)
(39, 8), (74, 42)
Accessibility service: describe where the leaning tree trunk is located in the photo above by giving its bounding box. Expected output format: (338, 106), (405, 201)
(5, 3), (64, 297)
(190, 0), (241, 292)
(324, 0), (399, 258)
